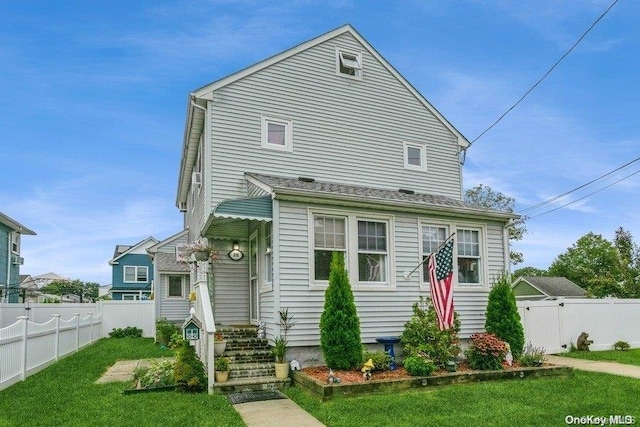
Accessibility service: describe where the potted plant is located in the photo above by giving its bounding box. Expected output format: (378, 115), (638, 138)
(214, 357), (230, 383)
(213, 332), (227, 356)
(272, 308), (296, 379)
(183, 240), (219, 263)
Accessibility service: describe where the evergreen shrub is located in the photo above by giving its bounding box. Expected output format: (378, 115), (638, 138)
(485, 273), (525, 359)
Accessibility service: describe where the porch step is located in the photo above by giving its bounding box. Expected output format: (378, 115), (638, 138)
(216, 325), (260, 339)
(224, 337), (270, 352)
(225, 349), (274, 364)
(212, 376), (290, 394)
(230, 362), (275, 379)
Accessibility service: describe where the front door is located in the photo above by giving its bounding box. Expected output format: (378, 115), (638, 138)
(249, 231), (259, 325)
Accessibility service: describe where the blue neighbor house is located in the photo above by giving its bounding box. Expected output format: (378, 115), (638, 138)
(108, 237), (158, 300)
(0, 212), (36, 303)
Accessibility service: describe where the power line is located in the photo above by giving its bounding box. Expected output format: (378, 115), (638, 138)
(518, 156), (640, 216)
(470, 0), (618, 144)
(526, 167), (640, 219)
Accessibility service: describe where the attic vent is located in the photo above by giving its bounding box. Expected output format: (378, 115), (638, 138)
(298, 177), (315, 183)
(399, 189), (415, 195)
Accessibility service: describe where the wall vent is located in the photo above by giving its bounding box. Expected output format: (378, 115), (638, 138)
(298, 177), (315, 183)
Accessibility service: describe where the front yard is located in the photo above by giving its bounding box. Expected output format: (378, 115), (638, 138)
(1, 338), (638, 426)
(560, 348), (640, 366)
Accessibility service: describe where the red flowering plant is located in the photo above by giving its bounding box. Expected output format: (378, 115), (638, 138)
(465, 332), (508, 371)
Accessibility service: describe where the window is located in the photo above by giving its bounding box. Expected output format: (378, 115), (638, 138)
(421, 225), (449, 283)
(313, 215), (346, 281)
(261, 116), (293, 151)
(168, 275), (184, 298)
(403, 142), (427, 171)
(264, 223), (273, 285)
(357, 220), (388, 283)
(124, 266), (148, 283)
(10, 232), (19, 254)
(457, 229), (481, 284)
(336, 47), (362, 79)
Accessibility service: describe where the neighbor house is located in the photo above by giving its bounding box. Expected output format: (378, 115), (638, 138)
(512, 276), (587, 300)
(0, 212), (36, 303)
(146, 230), (192, 322)
(108, 237), (158, 300)
(176, 25), (516, 363)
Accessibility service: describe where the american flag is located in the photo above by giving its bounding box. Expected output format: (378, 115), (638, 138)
(428, 239), (454, 330)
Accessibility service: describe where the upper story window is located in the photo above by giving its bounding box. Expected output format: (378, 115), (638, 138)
(261, 116), (293, 152)
(11, 232), (19, 254)
(403, 142), (427, 172)
(335, 47), (362, 79)
(124, 266), (148, 283)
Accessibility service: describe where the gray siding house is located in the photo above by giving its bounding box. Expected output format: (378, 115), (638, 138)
(176, 25), (514, 362)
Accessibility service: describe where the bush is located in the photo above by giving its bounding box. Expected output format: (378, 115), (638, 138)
(168, 332), (185, 350)
(173, 342), (207, 390)
(362, 350), (392, 372)
(614, 341), (630, 351)
(485, 273), (525, 359)
(400, 297), (460, 368)
(465, 333), (508, 370)
(109, 326), (143, 338)
(156, 318), (180, 346)
(403, 355), (437, 376)
(519, 342), (546, 367)
(132, 359), (175, 389)
(320, 252), (362, 370)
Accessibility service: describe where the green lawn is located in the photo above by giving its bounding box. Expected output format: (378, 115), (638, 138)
(285, 371), (640, 427)
(0, 338), (244, 427)
(3, 339), (639, 427)
(559, 348), (640, 366)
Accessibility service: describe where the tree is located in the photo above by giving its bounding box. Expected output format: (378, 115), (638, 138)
(548, 232), (624, 297)
(319, 252), (362, 370)
(484, 273), (525, 359)
(512, 266), (547, 279)
(464, 184), (526, 264)
(41, 279), (100, 302)
(614, 227), (640, 298)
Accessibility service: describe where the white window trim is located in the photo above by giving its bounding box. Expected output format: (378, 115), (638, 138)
(10, 232), (20, 254)
(335, 47), (363, 80)
(403, 141), (427, 172)
(123, 266), (149, 283)
(418, 219), (487, 291)
(166, 275), (186, 299)
(308, 208), (395, 291)
(261, 116), (293, 152)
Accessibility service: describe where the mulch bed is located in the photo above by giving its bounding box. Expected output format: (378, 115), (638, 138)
(302, 361), (524, 384)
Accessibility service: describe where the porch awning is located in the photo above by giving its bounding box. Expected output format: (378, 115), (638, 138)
(213, 196), (273, 221)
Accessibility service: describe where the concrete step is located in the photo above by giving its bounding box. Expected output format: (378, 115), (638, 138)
(224, 337), (270, 352)
(225, 348), (274, 364)
(230, 362), (275, 379)
(212, 376), (290, 394)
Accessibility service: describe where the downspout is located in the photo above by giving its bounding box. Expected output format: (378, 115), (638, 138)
(504, 219), (513, 273)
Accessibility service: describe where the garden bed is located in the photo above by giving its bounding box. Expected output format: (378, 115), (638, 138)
(293, 364), (573, 400)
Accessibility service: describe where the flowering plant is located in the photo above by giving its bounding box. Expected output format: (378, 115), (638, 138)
(188, 291), (196, 302)
(214, 332), (225, 342)
(182, 240), (220, 262)
(465, 332), (508, 370)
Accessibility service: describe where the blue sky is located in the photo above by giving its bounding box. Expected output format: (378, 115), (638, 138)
(1, 0), (638, 285)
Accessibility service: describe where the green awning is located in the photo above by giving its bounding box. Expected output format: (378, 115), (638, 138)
(213, 196), (272, 221)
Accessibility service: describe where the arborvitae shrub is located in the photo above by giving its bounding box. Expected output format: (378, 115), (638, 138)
(485, 273), (525, 359)
(319, 252), (362, 370)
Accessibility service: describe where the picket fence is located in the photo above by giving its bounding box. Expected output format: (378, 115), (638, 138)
(0, 301), (155, 392)
(517, 298), (640, 354)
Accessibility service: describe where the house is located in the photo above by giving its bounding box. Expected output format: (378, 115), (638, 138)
(146, 230), (192, 323)
(108, 237), (158, 300)
(176, 24), (515, 364)
(512, 276), (587, 300)
(0, 212), (36, 303)
(31, 272), (70, 289)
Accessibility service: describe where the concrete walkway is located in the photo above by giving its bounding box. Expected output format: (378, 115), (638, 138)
(96, 358), (175, 384)
(546, 355), (640, 379)
(233, 398), (325, 427)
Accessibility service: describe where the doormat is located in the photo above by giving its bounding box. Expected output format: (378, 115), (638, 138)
(227, 390), (286, 405)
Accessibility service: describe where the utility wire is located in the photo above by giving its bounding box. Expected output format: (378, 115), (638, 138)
(470, 0), (618, 144)
(518, 156), (640, 216)
(526, 168), (640, 219)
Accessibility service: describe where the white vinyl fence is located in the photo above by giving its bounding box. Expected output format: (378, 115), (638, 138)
(0, 300), (156, 392)
(517, 298), (640, 354)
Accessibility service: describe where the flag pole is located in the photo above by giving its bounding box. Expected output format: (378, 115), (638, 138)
(402, 232), (456, 280)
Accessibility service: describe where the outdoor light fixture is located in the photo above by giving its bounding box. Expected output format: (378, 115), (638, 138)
(228, 241), (243, 261)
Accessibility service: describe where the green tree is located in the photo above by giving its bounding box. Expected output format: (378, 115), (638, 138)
(464, 184), (526, 264)
(41, 279), (100, 302)
(319, 252), (362, 370)
(512, 266), (548, 279)
(614, 227), (640, 298)
(548, 232), (623, 295)
(484, 273), (525, 359)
